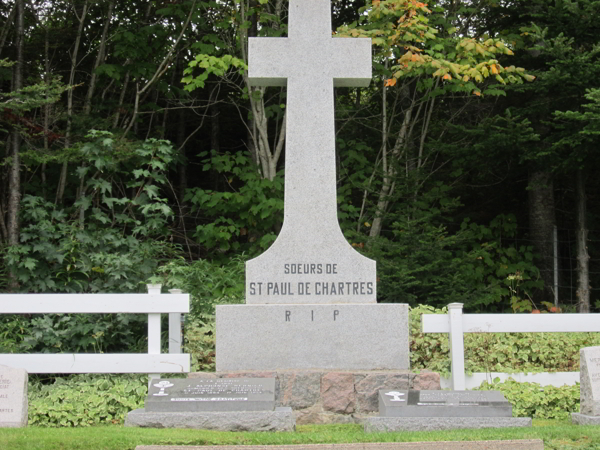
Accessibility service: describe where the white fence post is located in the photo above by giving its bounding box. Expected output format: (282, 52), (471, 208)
(147, 284), (162, 381)
(168, 289), (183, 354)
(448, 302), (466, 390)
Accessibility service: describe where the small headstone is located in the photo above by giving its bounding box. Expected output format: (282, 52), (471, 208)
(378, 390), (513, 417)
(572, 346), (600, 425)
(0, 365), (28, 428)
(363, 389), (532, 431)
(145, 378), (275, 412)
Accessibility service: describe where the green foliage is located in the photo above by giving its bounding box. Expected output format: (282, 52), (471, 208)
(477, 379), (580, 420)
(339, 0), (533, 97)
(366, 205), (540, 310)
(410, 305), (600, 375)
(4, 131), (178, 294)
(185, 150), (284, 256)
(150, 256), (245, 371)
(29, 375), (146, 427)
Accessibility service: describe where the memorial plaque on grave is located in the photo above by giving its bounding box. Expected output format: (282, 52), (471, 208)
(579, 346), (600, 416)
(145, 378), (276, 413)
(0, 365), (28, 428)
(378, 390), (513, 418)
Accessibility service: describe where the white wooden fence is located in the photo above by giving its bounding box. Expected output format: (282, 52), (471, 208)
(0, 284), (190, 375)
(422, 302), (600, 390)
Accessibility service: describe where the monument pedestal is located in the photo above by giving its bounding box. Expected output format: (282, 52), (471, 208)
(189, 370), (440, 424)
(216, 304), (409, 371)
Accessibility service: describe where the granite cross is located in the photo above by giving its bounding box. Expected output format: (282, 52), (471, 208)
(245, 0), (376, 304)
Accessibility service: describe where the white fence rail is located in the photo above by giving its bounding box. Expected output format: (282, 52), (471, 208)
(422, 303), (600, 390)
(0, 284), (190, 375)
(440, 372), (580, 390)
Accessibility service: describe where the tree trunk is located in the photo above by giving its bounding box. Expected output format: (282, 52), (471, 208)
(56, 0), (89, 204)
(575, 168), (590, 313)
(0, 4), (17, 58)
(239, 0), (285, 180)
(528, 170), (557, 305)
(7, 0), (24, 248)
(6, 0), (24, 290)
(83, 0), (114, 115)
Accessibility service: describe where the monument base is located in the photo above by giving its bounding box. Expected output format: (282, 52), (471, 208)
(572, 413), (600, 425)
(216, 304), (409, 371)
(189, 370), (440, 424)
(363, 416), (532, 432)
(125, 407), (295, 431)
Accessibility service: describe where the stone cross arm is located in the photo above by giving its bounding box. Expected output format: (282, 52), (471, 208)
(248, 0), (371, 88)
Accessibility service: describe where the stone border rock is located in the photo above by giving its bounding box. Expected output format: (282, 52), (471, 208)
(135, 440), (544, 450)
(125, 407), (295, 431)
(571, 413), (600, 425)
(363, 417), (532, 432)
(189, 370), (440, 424)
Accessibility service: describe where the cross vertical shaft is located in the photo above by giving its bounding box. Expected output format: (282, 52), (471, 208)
(245, 0), (376, 304)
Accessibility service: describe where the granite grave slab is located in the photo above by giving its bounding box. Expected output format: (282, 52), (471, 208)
(572, 346), (600, 425)
(126, 377), (294, 431)
(363, 389), (532, 431)
(244, 0), (376, 304)
(0, 364), (28, 428)
(145, 378), (275, 412)
(378, 390), (513, 417)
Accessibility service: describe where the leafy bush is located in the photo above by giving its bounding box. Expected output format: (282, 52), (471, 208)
(184, 150), (284, 257)
(29, 374), (146, 427)
(477, 379), (580, 420)
(365, 210), (541, 311)
(410, 305), (600, 375)
(150, 256), (245, 371)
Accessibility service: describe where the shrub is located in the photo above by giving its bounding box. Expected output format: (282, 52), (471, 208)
(28, 374), (146, 427)
(476, 379), (580, 420)
(410, 305), (600, 375)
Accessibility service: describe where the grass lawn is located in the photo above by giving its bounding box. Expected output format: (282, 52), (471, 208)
(0, 421), (598, 450)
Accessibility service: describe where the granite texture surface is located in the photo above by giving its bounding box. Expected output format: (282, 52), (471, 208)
(378, 390), (513, 418)
(579, 346), (600, 416)
(135, 441), (545, 450)
(125, 407), (295, 431)
(0, 364), (28, 428)
(216, 304), (409, 371)
(363, 417), (532, 432)
(572, 412), (600, 425)
(245, 0), (375, 304)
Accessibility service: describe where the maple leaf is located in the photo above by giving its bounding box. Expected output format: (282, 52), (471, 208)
(385, 78), (397, 87)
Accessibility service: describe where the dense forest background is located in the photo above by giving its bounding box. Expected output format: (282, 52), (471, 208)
(2, 0), (600, 337)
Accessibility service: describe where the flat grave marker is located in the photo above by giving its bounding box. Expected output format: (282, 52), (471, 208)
(378, 390), (512, 418)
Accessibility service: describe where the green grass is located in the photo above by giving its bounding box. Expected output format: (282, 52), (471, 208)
(0, 421), (599, 450)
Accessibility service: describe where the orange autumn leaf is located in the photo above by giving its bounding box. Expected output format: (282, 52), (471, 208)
(442, 73), (452, 80)
(473, 90), (481, 96)
(385, 78), (397, 87)
(491, 64), (499, 75)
